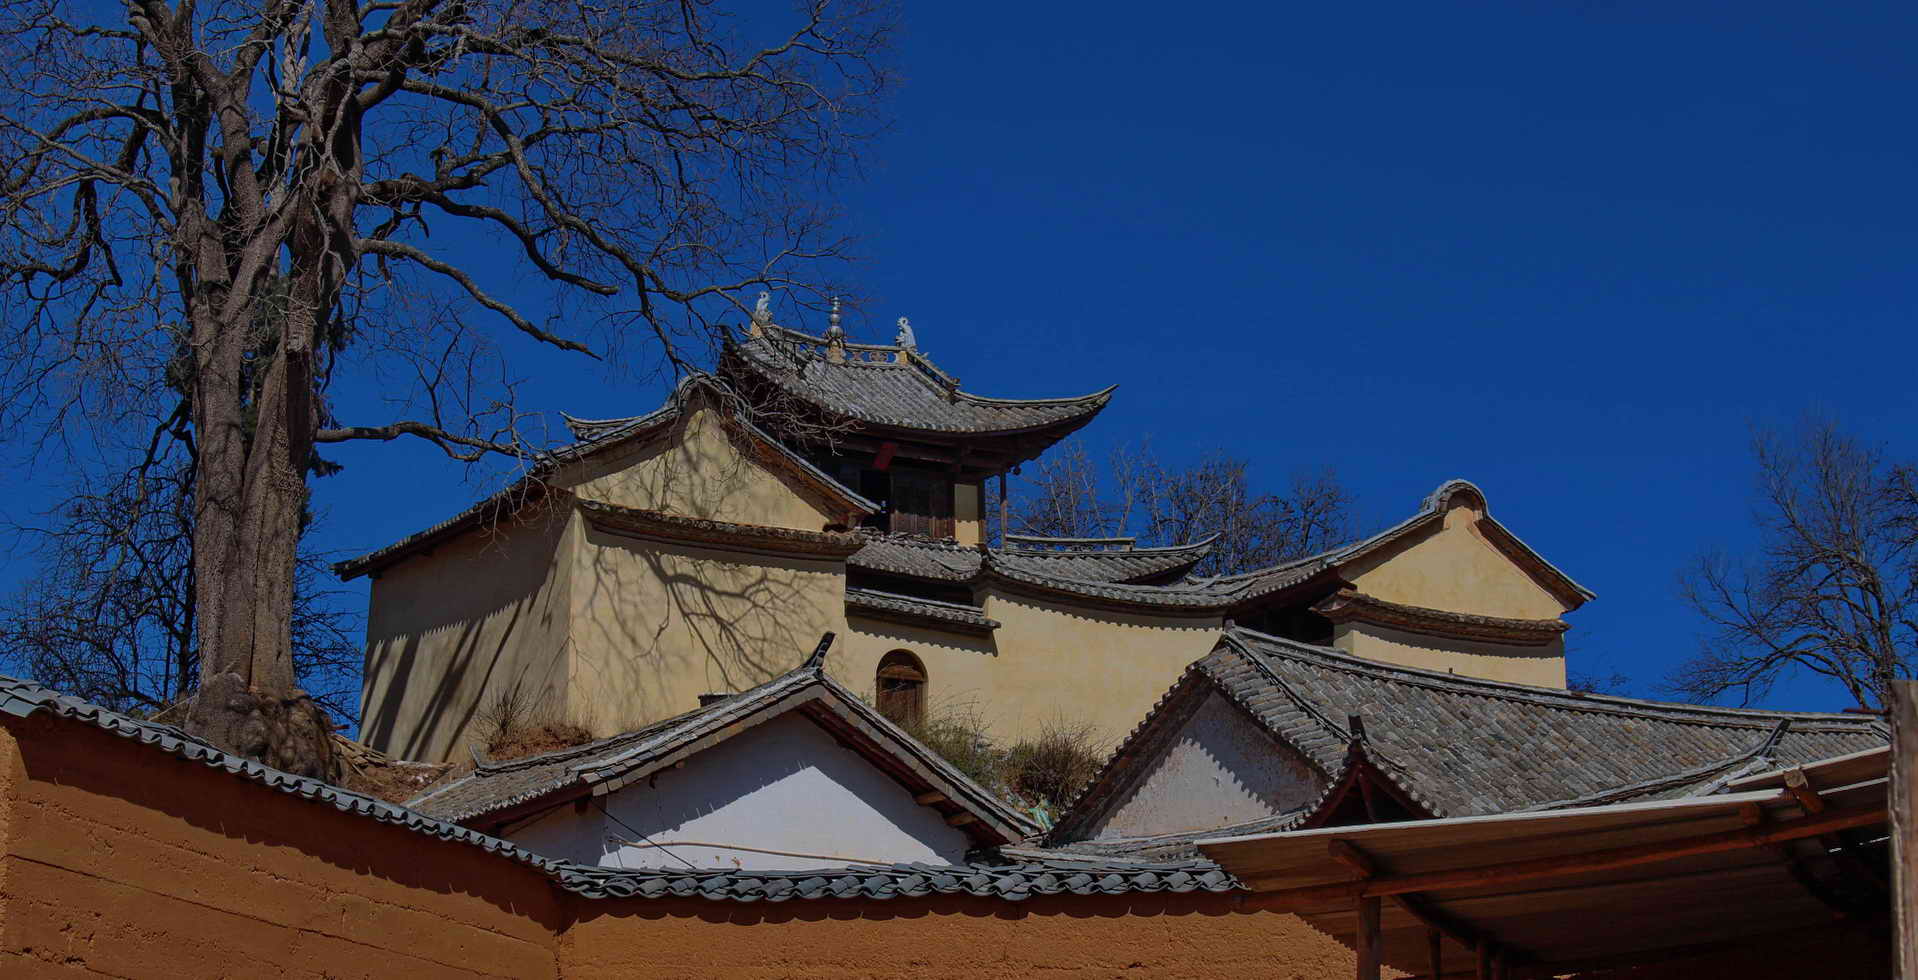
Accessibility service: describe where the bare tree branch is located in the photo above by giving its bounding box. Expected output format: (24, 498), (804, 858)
(1673, 420), (1916, 710)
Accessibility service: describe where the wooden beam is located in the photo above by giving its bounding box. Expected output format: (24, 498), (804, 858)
(913, 791), (947, 805)
(1784, 767), (1828, 814)
(1475, 942), (1491, 980)
(1241, 802), (1886, 909)
(1355, 896), (1381, 980)
(945, 812), (979, 827)
(1893, 680), (1918, 980)
(1427, 927), (1443, 980)
(1393, 892), (1518, 963)
(1330, 839), (1378, 878)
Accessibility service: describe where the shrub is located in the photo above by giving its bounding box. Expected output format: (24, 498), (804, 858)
(1003, 721), (1104, 812)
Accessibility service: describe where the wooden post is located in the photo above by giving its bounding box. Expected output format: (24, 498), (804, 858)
(997, 472), (1008, 545)
(1355, 896), (1382, 980)
(1894, 681), (1918, 980)
(1426, 927), (1443, 980)
(1476, 942), (1492, 980)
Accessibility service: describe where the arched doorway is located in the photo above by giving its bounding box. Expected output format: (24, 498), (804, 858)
(875, 651), (927, 726)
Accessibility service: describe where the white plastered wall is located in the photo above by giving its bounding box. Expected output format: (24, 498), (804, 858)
(506, 713), (974, 870)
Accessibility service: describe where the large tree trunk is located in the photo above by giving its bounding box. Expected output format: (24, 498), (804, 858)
(179, 60), (365, 781)
(180, 206), (337, 780)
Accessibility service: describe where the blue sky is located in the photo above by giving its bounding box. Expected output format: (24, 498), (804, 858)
(8, 1), (1916, 713)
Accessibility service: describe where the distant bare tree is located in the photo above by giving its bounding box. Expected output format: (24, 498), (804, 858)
(1675, 421), (1917, 710)
(0, 0), (892, 774)
(1002, 441), (1107, 540)
(0, 457), (360, 721)
(999, 439), (1354, 577)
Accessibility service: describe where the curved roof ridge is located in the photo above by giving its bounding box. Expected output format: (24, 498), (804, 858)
(1227, 626), (1877, 727)
(1002, 533), (1218, 556)
(953, 384), (1119, 408)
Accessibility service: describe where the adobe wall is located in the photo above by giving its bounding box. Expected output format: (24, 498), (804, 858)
(1344, 500), (1568, 621)
(1334, 622), (1568, 688)
(0, 710), (1884, 980)
(970, 589), (1222, 744)
(568, 528), (850, 729)
(359, 503), (580, 763)
(560, 893), (1362, 979)
(569, 405), (843, 532)
(0, 716), (565, 979)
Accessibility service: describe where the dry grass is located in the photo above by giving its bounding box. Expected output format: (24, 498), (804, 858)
(1004, 721), (1104, 812)
(332, 734), (454, 804)
(476, 685), (597, 763)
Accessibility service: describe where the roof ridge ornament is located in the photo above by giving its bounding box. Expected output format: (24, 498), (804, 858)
(750, 289), (773, 337)
(894, 315), (917, 350)
(823, 300), (846, 362)
(804, 631), (836, 674)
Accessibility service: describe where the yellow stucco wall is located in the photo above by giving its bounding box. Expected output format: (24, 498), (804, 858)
(835, 590), (1221, 746)
(1334, 622), (1568, 687)
(954, 482), (983, 546)
(569, 402), (843, 532)
(1345, 500), (1567, 620)
(567, 528), (851, 729)
(360, 506), (579, 762)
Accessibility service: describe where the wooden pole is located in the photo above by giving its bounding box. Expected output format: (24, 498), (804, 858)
(1894, 681), (1918, 980)
(1355, 896), (1381, 980)
(997, 472), (1008, 545)
(1475, 942), (1492, 980)
(1426, 927), (1443, 980)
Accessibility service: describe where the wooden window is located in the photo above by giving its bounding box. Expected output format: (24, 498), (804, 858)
(888, 469), (954, 539)
(875, 651), (927, 727)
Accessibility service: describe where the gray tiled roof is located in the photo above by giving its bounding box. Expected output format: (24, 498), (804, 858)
(845, 588), (1000, 632)
(558, 857), (1238, 902)
(408, 635), (1038, 843)
(1024, 813), (1305, 863)
(993, 536), (1217, 584)
(849, 533), (984, 581)
(1204, 629), (1888, 818)
(727, 326), (1115, 435)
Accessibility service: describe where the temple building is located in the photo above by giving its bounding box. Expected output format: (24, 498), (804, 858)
(340, 313), (1594, 763)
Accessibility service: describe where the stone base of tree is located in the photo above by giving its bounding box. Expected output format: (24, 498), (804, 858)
(186, 673), (336, 781)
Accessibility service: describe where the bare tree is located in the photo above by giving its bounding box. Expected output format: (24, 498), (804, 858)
(999, 439), (1354, 577)
(0, 0), (892, 775)
(1675, 421), (1917, 710)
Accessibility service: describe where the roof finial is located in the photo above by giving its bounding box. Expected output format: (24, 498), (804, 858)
(804, 631), (836, 674)
(826, 296), (844, 338)
(894, 315), (917, 350)
(750, 290), (772, 336)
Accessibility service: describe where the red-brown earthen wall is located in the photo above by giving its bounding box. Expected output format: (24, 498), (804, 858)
(0, 716), (566, 978)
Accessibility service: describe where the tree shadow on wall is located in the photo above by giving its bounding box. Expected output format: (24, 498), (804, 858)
(571, 524), (838, 728)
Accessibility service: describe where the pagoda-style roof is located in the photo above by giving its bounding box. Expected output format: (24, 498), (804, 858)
(723, 324), (1113, 468)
